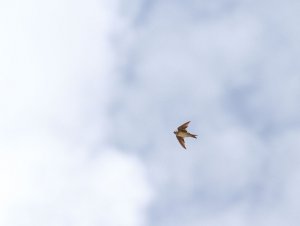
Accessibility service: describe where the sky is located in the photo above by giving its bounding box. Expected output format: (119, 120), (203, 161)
(1, 0), (300, 225)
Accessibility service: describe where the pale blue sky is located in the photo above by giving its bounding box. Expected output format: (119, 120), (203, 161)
(1, 0), (300, 225)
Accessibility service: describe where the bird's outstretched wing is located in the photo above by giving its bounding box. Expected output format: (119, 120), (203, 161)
(176, 136), (186, 149)
(177, 121), (190, 132)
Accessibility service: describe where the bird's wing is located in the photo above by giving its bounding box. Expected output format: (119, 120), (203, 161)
(177, 121), (190, 132)
(176, 136), (186, 149)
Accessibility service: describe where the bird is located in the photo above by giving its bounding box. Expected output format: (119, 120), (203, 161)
(174, 121), (197, 149)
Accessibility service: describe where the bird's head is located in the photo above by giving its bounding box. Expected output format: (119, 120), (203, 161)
(173, 131), (177, 134)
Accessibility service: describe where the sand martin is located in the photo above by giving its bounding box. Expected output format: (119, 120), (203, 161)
(174, 121), (197, 149)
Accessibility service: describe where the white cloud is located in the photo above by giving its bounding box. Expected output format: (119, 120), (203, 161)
(2, 0), (300, 225)
(0, 0), (117, 135)
(0, 136), (152, 226)
(0, 0), (153, 225)
(110, 0), (300, 225)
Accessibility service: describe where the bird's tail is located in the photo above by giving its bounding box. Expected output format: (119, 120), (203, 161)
(188, 133), (197, 139)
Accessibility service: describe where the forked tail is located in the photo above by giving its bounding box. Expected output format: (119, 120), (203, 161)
(189, 133), (197, 139)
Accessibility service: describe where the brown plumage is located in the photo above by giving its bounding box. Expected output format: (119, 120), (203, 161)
(174, 121), (197, 149)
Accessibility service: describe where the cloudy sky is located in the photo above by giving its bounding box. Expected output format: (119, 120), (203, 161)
(1, 0), (300, 225)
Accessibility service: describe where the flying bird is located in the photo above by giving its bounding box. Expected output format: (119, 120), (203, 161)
(174, 121), (197, 149)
